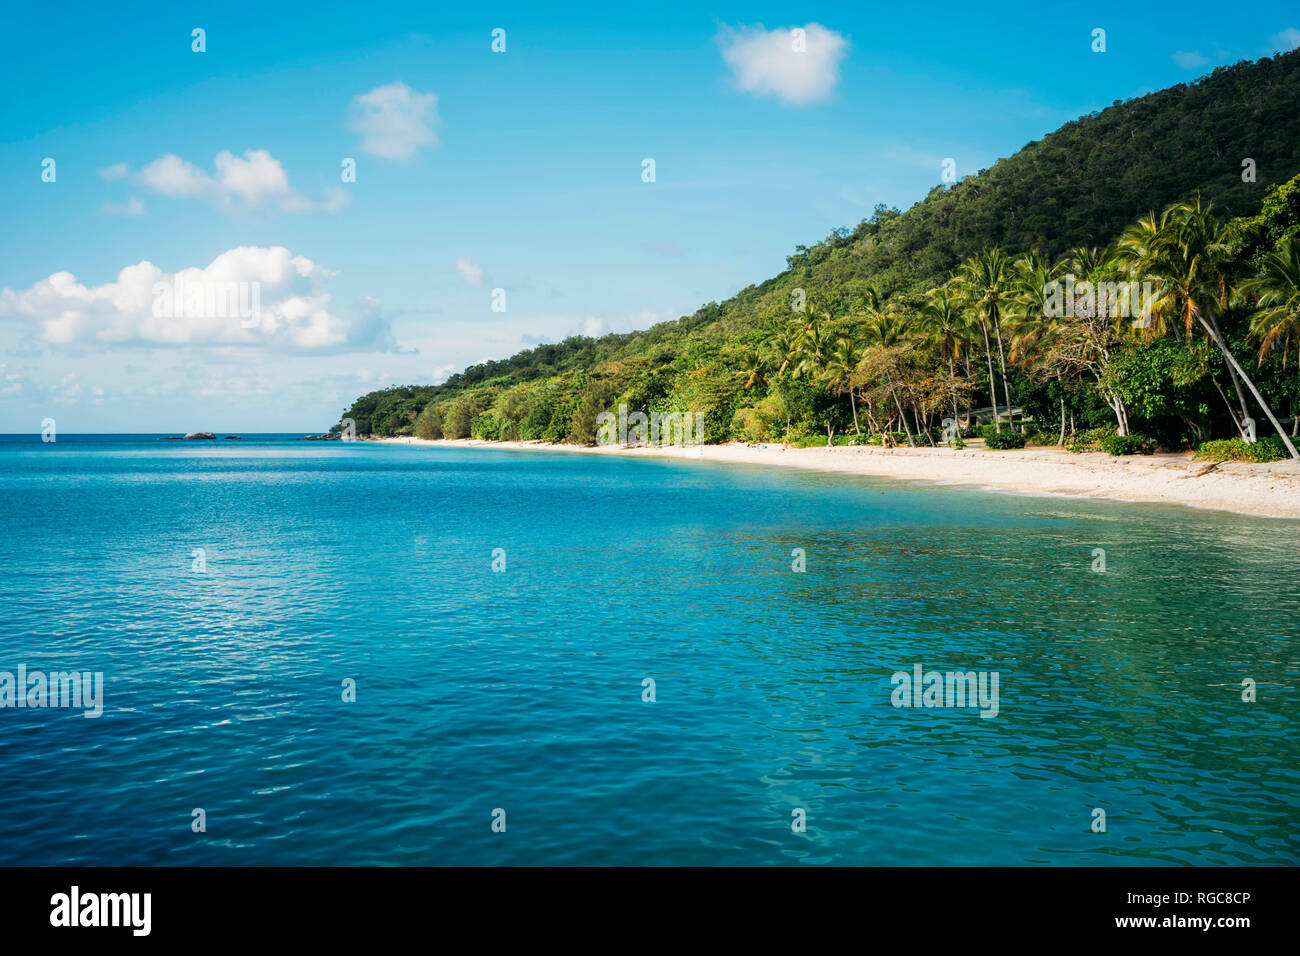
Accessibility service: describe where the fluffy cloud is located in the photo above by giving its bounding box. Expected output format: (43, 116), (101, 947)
(0, 246), (390, 352)
(717, 23), (848, 106)
(455, 256), (485, 287)
(349, 82), (438, 161)
(130, 150), (347, 214)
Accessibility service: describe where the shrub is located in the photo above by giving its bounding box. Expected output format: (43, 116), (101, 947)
(1253, 435), (1291, 462)
(984, 431), (1026, 450)
(1101, 433), (1157, 456)
(1066, 424), (1117, 453)
(1195, 435), (1289, 463)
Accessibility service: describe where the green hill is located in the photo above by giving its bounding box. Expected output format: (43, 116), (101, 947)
(340, 50), (1300, 453)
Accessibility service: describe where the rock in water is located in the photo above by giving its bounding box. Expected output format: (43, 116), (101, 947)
(182, 432), (216, 440)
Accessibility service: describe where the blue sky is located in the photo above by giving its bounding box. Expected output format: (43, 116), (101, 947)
(1, 1), (1297, 431)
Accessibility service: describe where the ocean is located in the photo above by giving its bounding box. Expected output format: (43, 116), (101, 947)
(0, 434), (1296, 865)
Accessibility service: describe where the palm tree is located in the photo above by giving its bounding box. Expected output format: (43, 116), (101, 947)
(763, 324), (802, 444)
(824, 335), (864, 435)
(736, 348), (767, 391)
(1243, 237), (1300, 367)
(793, 320), (835, 443)
(862, 308), (919, 447)
(1137, 199), (1298, 459)
(918, 284), (969, 427)
(1009, 251), (1067, 442)
(1242, 237), (1300, 437)
(955, 249), (1014, 432)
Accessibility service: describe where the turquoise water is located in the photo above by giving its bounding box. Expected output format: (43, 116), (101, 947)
(0, 434), (1296, 866)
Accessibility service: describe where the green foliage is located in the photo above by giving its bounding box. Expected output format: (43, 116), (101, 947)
(732, 394), (784, 442)
(1106, 340), (1211, 421)
(442, 392), (488, 439)
(568, 378), (619, 445)
(984, 431), (1027, 449)
(1066, 425), (1118, 453)
(1101, 433), (1157, 455)
(977, 423), (1018, 441)
(1195, 436), (1289, 462)
(413, 402), (443, 440)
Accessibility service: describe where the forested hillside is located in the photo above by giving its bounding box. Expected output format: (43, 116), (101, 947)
(340, 50), (1300, 457)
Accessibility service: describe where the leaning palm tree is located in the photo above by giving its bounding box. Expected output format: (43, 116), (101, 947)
(1149, 199), (1298, 459)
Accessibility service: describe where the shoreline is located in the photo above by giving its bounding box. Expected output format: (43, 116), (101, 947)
(376, 437), (1300, 520)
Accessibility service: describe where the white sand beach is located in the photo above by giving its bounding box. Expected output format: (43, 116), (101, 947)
(377, 437), (1300, 520)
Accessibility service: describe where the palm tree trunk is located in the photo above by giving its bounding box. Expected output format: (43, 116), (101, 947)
(849, 388), (860, 434)
(1205, 304), (1252, 427)
(991, 309), (1016, 431)
(1057, 376), (1066, 446)
(1196, 311), (1300, 460)
(887, 378), (916, 447)
(949, 353), (960, 424)
(979, 319), (1001, 432)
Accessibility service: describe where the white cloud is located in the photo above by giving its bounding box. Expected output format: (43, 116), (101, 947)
(99, 163), (128, 181)
(134, 150), (347, 215)
(717, 23), (849, 106)
(455, 256), (485, 287)
(1270, 28), (1300, 52)
(0, 246), (390, 353)
(582, 316), (605, 337)
(349, 82), (438, 161)
(102, 196), (145, 216)
(1171, 50), (1209, 69)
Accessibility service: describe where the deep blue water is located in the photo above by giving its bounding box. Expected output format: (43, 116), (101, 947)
(0, 433), (1296, 865)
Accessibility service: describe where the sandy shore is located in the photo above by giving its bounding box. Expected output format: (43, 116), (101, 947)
(376, 436), (1300, 519)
